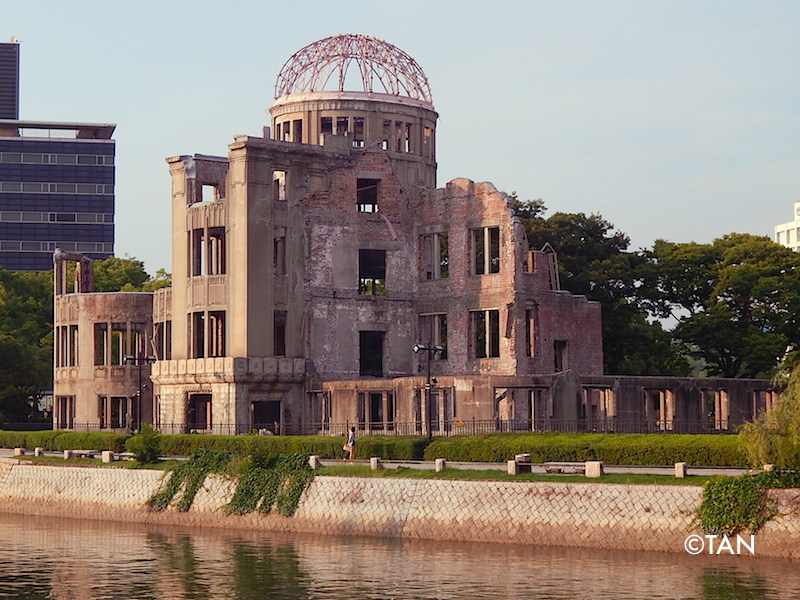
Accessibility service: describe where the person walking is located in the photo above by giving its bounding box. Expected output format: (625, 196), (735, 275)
(343, 426), (356, 463)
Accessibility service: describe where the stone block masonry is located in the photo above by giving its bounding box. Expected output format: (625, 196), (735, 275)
(0, 461), (797, 558)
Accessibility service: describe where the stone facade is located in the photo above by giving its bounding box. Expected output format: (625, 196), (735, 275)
(1, 462), (798, 558)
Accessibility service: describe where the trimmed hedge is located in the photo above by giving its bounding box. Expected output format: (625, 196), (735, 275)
(1, 430), (748, 466)
(0, 430), (128, 452)
(158, 434), (427, 461)
(424, 433), (749, 466)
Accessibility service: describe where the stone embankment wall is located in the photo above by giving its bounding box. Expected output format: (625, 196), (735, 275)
(1, 460), (797, 558)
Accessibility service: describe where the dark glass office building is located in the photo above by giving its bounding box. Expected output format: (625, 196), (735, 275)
(0, 41), (115, 271)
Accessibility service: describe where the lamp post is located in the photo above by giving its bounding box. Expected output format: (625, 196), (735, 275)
(412, 343), (444, 440)
(124, 353), (156, 432)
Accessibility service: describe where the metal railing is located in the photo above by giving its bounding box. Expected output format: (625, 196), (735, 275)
(12, 419), (738, 436)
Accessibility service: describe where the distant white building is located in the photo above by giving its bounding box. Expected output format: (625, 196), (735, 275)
(774, 202), (800, 252)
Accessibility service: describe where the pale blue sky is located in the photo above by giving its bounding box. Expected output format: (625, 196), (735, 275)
(5, 0), (799, 273)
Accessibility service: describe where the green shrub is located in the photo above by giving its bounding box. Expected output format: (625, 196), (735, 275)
(51, 432), (129, 452)
(0, 431), (27, 449)
(424, 433), (746, 466)
(157, 433), (428, 462)
(125, 425), (162, 463)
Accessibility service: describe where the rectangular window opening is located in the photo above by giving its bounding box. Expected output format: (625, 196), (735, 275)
(359, 249), (386, 296)
(420, 313), (448, 360)
(94, 323), (107, 366)
(321, 117), (333, 134)
(208, 227), (225, 274)
(473, 226), (500, 275)
(273, 170), (286, 201)
(191, 229), (205, 277)
(208, 311), (225, 357)
(110, 323), (126, 366)
(192, 312), (205, 359)
(274, 310), (287, 357)
(356, 178), (379, 212)
(554, 340), (568, 372)
(353, 117), (365, 147)
(472, 309), (500, 359)
(422, 232), (448, 279)
(188, 393), (211, 430)
(359, 331), (384, 377)
(274, 235), (286, 276)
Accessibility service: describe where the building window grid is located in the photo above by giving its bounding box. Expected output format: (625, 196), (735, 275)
(0, 181), (113, 194)
(0, 152), (114, 165)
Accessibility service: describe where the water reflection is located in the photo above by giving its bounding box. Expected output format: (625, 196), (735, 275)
(0, 512), (798, 599)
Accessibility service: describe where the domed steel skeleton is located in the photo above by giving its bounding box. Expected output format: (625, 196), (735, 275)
(274, 34), (432, 104)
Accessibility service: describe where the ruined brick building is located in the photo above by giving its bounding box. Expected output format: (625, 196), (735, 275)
(53, 35), (777, 435)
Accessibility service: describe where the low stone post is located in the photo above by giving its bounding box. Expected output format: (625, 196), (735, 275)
(308, 455), (321, 470)
(34, 447), (44, 457)
(507, 459), (519, 475)
(763, 464), (774, 472)
(674, 462), (687, 478)
(585, 461), (604, 478)
(102, 451), (114, 464)
(63, 450), (72, 460)
(13, 447), (24, 456)
(370, 457), (382, 470)
(435, 458), (446, 472)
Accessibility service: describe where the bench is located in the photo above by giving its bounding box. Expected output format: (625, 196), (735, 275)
(544, 463), (586, 475)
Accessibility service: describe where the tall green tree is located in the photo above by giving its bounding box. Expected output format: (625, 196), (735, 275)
(93, 256), (149, 291)
(0, 270), (53, 422)
(651, 234), (800, 378)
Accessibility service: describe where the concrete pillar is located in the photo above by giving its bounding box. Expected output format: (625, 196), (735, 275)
(675, 462), (687, 478)
(63, 450), (72, 459)
(370, 457), (382, 471)
(12, 447), (24, 456)
(435, 458), (446, 472)
(507, 459), (519, 475)
(102, 451), (114, 464)
(585, 461), (604, 478)
(763, 464), (774, 472)
(34, 447), (43, 457)
(308, 455), (321, 470)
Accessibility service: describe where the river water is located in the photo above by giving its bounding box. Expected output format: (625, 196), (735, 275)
(0, 513), (798, 600)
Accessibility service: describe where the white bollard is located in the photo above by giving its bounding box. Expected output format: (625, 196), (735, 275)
(675, 462), (687, 478)
(34, 447), (44, 457)
(308, 455), (321, 470)
(763, 464), (775, 472)
(370, 457), (382, 470)
(13, 447), (24, 456)
(63, 450), (72, 460)
(435, 458), (447, 473)
(507, 459), (520, 475)
(102, 451), (114, 464)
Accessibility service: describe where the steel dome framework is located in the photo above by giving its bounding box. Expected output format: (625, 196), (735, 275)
(274, 34), (432, 104)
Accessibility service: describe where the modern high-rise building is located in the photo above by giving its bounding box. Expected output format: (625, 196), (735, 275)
(0, 39), (115, 271)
